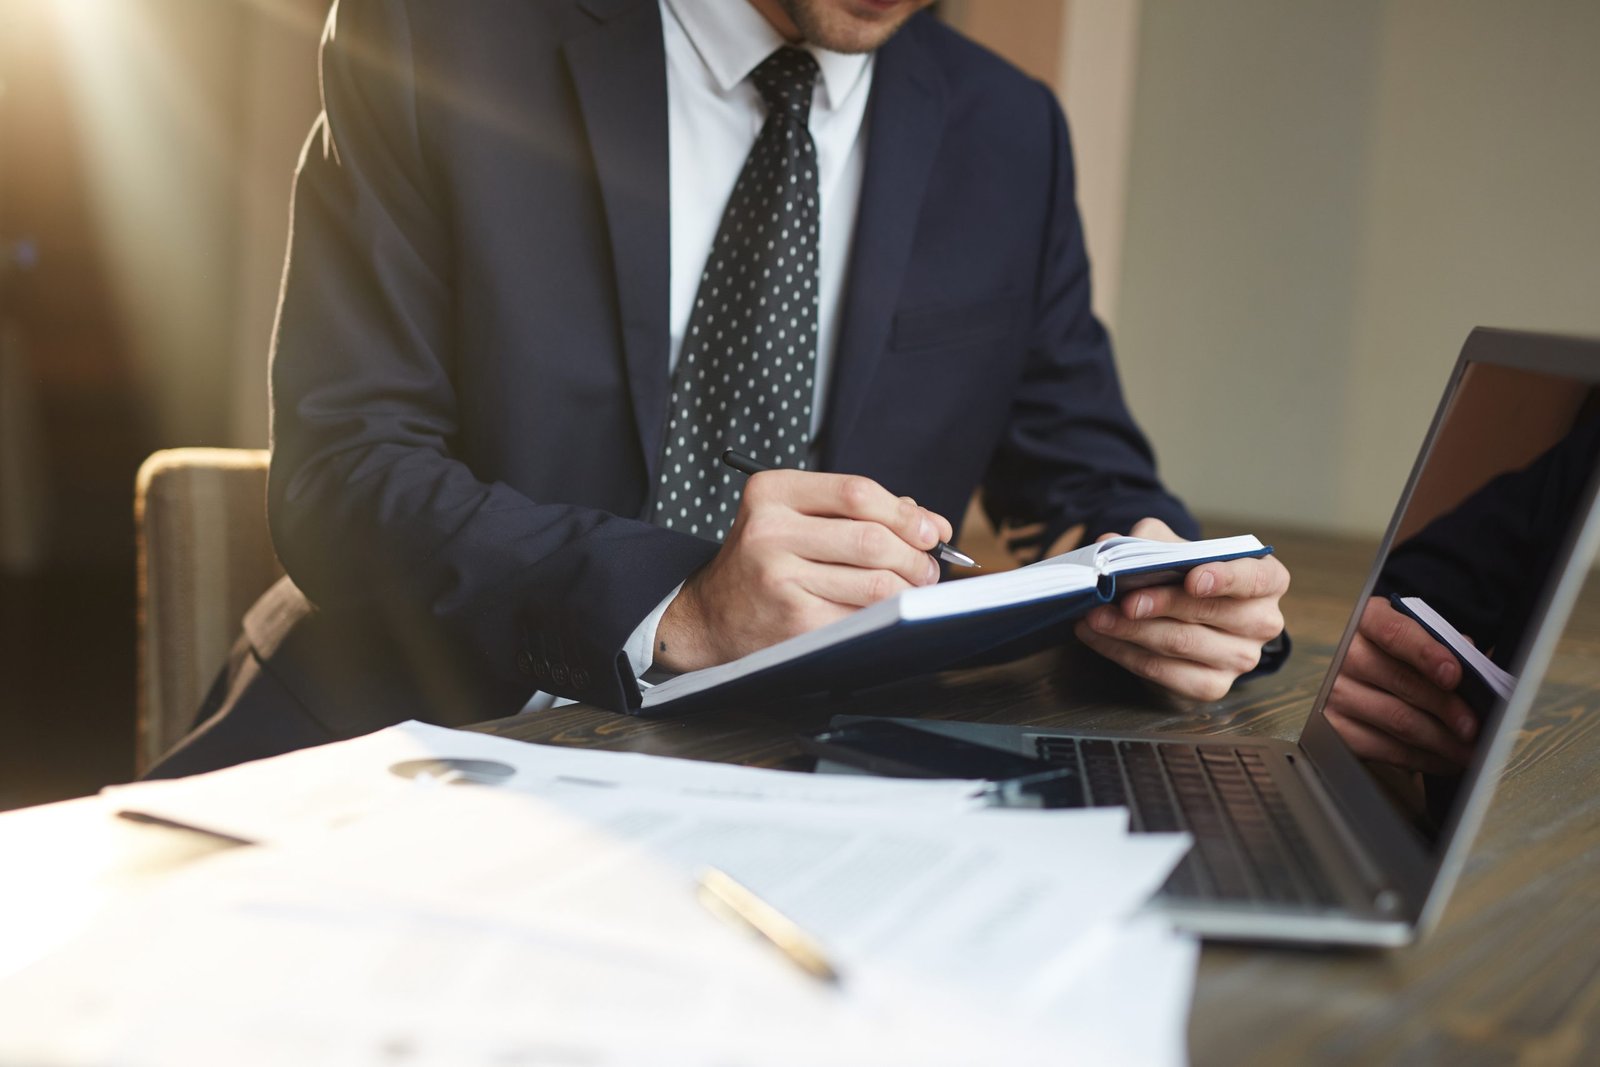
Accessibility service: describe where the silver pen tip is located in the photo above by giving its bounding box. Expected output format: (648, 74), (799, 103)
(939, 545), (980, 569)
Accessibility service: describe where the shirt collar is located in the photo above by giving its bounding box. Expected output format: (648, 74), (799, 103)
(663, 0), (872, 111)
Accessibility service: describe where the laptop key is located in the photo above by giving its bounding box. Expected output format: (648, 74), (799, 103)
(1120, 742), (1182, 832)
(1079, 740), (1129, 808)
(1241, 759), (1340, 906)
(1033, 736), (1339, 909)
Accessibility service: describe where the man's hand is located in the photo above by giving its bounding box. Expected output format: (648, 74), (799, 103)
(656, 470), (953, 673)
(1323, 596), (1477, 774)
(1072, 517), (1290, 702)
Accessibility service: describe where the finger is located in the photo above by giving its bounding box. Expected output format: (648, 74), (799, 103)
(1074, 621), (1238, 703)
(745, 470), (953, 549)
(769, 513), (939, 587)
(1119, 585), (1285, 641)
(895, 494), (943, 542)
(1326, 673), (1474, 765)
(1127, 517), (1181, 543)
(1357, 598), (1461, 691)
(793, 560), (918, 610)
(1342, 633), (1474, 739)
(1187, 554), (1291, 600)
(1323, 707), (1463, 775)
(1082, 608), (1264, 677)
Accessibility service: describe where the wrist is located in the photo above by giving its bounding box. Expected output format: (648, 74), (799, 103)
(655, 576), (717, 673)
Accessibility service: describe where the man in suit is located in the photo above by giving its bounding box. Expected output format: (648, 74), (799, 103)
(151, 0), (1289, 777)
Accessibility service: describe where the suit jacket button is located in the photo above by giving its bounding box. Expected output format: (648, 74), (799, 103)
(572, 668), (591, 690)
(515, 650), (535, 676)
(552, 664), (571, 687)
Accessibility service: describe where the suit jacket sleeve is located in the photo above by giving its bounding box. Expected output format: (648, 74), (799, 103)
(980, 82), (1197, 556)
(266, 0), (717, 712)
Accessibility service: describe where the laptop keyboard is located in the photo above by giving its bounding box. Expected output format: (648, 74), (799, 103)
(1035, 737), (1339, 908)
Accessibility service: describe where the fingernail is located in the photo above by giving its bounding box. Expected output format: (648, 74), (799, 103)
(918, 517), (936, 546)
(1196, 571), (1215, 596)
(1435, 662), (1457, 688)
(926, 557), (940, 584)
(1132, 594), (1152, 619)
(1457, 713), (1477, 741)
(1091, 608), (1114, 633)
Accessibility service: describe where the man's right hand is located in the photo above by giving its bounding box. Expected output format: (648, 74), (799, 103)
(654, 470), (953, 673)
(1324, 596), (1478, 774)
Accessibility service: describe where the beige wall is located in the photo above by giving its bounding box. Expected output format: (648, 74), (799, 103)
(55, 0), (247, 447)
(1333, 1), (1600, 533)
(1114, 0), (1600, 536)
(52, 0), (322, 450)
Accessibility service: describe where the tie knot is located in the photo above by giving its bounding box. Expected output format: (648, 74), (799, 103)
(751, 47), (819, 123)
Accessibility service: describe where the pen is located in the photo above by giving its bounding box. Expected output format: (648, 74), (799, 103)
(719, 449), (979, 569)
(696, 866), (841, 985)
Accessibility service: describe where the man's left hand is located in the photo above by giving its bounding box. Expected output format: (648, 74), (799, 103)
(1072, 518), (1290, 702)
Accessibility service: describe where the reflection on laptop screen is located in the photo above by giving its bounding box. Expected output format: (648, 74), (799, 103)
(1315, 362), (1600, 849)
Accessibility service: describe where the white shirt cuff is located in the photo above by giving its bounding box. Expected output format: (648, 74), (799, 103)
(519, 582), (684, 715)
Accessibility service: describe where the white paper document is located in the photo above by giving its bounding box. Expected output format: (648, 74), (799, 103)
(104, 720), (990, 844)
(247, 786), (1184, 1019)
(0, 786), (1195, 1067)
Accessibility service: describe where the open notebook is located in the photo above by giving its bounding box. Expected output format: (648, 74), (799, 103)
(638, 534), (1270, 713)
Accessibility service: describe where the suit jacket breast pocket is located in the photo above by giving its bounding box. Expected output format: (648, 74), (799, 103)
(889, 296), (1025, 354)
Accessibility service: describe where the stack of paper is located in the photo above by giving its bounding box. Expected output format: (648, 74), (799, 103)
(0, 723), (1201, 1066)
(99, 720), (993, 844)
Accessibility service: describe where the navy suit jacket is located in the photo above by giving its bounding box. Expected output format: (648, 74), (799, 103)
(151, 0), (1194, 777)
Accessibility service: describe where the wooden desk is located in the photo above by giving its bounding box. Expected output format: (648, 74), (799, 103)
(472, 524), (1600, 1066)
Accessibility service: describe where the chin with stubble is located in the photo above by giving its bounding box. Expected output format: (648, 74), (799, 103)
(752, 0), (936, 54)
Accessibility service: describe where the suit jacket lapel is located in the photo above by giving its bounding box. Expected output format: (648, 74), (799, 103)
(563, 0), (671, 483)
(820, 24), (948, 470)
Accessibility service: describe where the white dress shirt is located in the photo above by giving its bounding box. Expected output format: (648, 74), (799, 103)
(522, 0), (874, 712)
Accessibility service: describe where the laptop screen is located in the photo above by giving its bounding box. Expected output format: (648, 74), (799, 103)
(1305, 348), (1600, 856)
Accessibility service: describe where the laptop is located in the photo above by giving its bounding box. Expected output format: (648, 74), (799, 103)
(838, 327), (1600, 945)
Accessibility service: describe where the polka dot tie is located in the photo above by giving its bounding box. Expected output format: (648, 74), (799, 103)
(653, 47), (821, 541)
